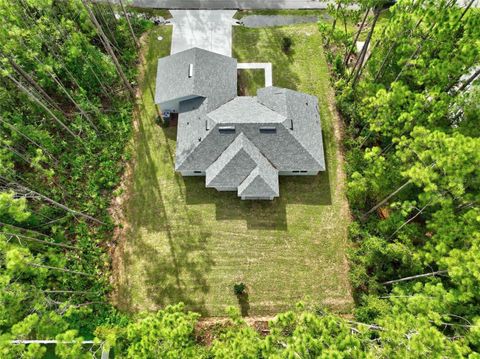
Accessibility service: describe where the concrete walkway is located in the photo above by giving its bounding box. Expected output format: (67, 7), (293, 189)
(170, 10), (237, 56)
(237, 63), (273, 87)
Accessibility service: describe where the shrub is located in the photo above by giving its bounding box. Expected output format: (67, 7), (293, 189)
(233, 282), (246, 295)
(333, 54), (345, 77)
(282, 36), (293, 54)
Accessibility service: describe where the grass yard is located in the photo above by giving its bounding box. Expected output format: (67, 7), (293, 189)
(111, 22), (353, 317)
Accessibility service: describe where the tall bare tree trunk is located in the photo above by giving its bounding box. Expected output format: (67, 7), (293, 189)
(6, 56), (63, 113)
(43, 290), (99, 294)
(383, 270), (448, 285)
(345, 8), (369, 66)
(82, 0), (136, 100)
(5, 73), (81, 141)
(6, 232), (80, 250)
(93, 2), (120, 49)
(374, 16), (425, 82)
(457, 0), (475, 24)
(326, 2), (342, 46)
(456, 67), (480, 92)
(364, 180), (412, 217)
(351, 9), (381, 88)
(0, 116), (57, 162)
(2, 178), (105, 224)
(118, 0), (140, 49)
(48, 72), (98, 131)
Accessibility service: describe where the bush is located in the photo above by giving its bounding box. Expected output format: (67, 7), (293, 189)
(333, 54), (345, 77)
(233, 282), (246, 295)
(282, 36), (293, 54)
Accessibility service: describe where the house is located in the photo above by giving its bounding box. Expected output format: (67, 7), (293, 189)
(155, 47), (325, 200)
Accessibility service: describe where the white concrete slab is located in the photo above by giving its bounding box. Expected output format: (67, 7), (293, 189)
(237, 63), (273, 87)
(170, 10), (237, 57)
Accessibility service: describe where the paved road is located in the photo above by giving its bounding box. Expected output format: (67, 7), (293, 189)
(124, 0), (333, 9)
(170, 10), (236, 56)
(104, 0), (479, 10)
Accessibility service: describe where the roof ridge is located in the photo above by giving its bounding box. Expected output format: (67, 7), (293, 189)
(238, 167), (278, 197)
(205, 134), (248, 186)
(283, 94), (325, 169)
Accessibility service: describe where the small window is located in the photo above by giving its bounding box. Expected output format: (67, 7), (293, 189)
(205, 120), (209, 131)
(193, 171), (202, 174)
(290, 119), (294, 130)
(300, 170), (308, 173)
(188, 64), (193, 78)
(292, 170), (300, 173)
(218, 126), (235, 134)
(259, 127), (277, 134)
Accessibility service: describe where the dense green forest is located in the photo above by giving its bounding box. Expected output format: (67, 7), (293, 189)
(0, 0), (479, 357)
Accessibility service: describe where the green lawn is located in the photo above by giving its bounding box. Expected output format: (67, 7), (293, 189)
(112, 23), (353, 317)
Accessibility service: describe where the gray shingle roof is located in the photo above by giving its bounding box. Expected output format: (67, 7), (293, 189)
(258, 86), (325, 171)
(238, 167), (279, 198)
(155, 47), (237, 111)
(177, 94), (325, 171)
(175, 97), (209, 169)
(208, 97), (286, 124)
(206, 134), (278, 197)
(155, 49), (325, 200)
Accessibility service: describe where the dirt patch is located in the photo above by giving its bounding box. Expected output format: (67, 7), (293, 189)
(108, 32), (150, 308)
(195, 316), (273, 346)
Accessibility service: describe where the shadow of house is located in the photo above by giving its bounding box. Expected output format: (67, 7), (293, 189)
(183, 155), (332, 231)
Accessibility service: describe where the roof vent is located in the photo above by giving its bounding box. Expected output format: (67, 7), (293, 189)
(188, 64), (193, 78)
(259, 127), (277, 134)
(218, 126), (235, 134)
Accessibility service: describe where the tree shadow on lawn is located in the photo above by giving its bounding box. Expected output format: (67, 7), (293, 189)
(117, 109), (214, 315)
(237, 292), (250, 317)
(233, 26), (299, 91)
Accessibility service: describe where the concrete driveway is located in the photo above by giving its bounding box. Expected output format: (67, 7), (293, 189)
(170, 10), (237, 57)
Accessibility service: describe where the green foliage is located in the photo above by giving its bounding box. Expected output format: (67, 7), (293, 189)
(106, 304), (205, 359)
(322, 0), (480, 355)
(0, 0), (478, 356)
(0, 0), (147, 356)
(281, 36), (293, 54)
(233, 282), (247, 295)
